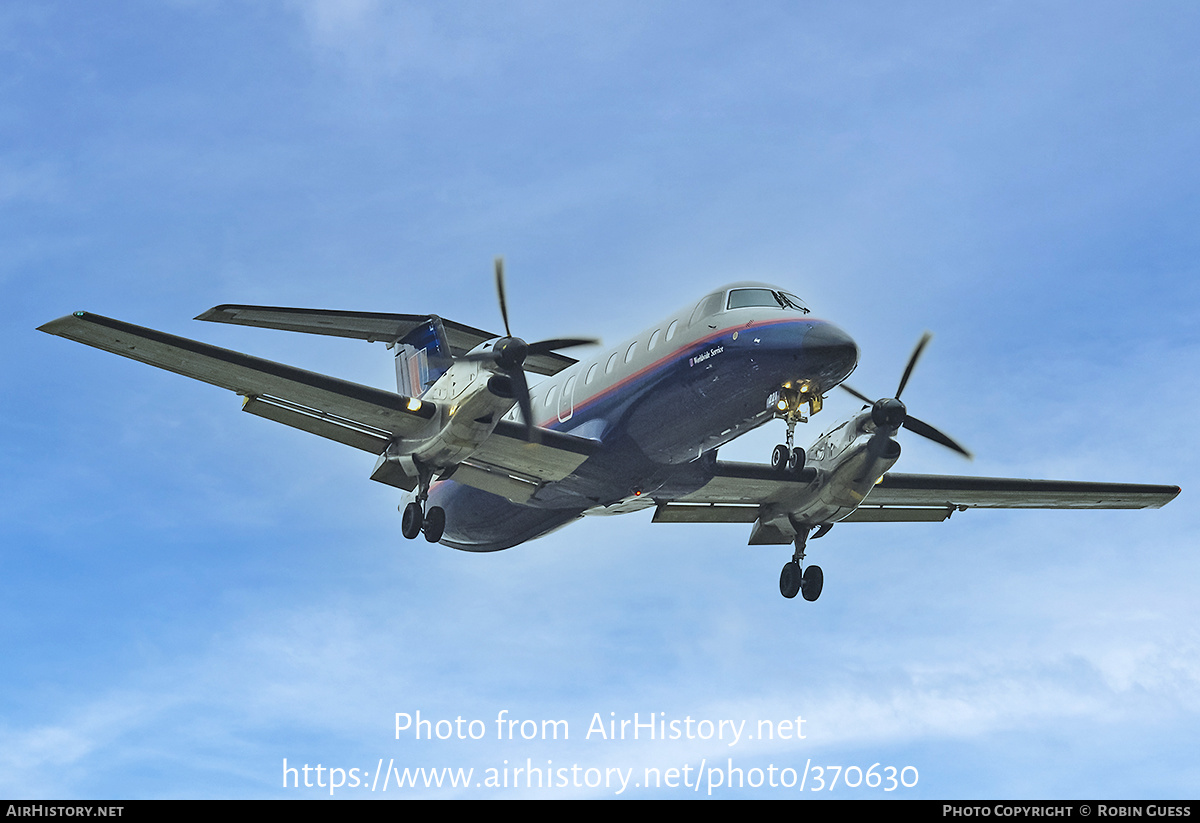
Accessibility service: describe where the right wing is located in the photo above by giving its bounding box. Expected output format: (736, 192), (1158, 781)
(41, 311), (599, 498)
(38, 312), (438, 453)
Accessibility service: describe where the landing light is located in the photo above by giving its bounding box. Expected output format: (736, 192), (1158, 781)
(406, 398), (423, 412)
(776, 399), (788, 412)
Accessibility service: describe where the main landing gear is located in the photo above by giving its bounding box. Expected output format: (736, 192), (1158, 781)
(400, 464), (445, 543)
(402, 501), (445, 542)
(779, 527), (823, 601)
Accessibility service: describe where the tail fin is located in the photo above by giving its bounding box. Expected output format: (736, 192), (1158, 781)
(394, 317), (452, 397)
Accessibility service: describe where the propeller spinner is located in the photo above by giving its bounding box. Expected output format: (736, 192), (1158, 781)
(839, 332), (972, 459)
(461, 258), (598, 439)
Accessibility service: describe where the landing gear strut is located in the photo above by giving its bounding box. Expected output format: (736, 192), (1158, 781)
(400, 462), (445, 543)
(779, 527), (823, 601)
(771, 384), (818, 474)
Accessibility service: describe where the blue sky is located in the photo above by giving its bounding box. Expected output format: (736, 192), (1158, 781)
(3, 1), (1199, 799)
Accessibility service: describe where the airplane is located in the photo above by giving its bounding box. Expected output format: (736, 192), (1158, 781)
(38, 260), (1181, 601)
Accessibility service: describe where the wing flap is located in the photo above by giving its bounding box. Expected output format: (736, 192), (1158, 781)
(241, 395), (391, 453)
(464, 420), (598, 483)
(839, 505), (954, 522)
(449, 463), (541, 504)
(653, 502), (955, 524)
(653, 503), (760, 523)
(38, 312), (436, 441)
(670, 461), (818, 505)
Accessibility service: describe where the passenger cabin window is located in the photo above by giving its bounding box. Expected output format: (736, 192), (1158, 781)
(625, 341), (637, 364)
(666, 319), (678, 340)
(605, 352), (618, 374)
(586, 363), (598, 384)
(648, 329), (660, 350)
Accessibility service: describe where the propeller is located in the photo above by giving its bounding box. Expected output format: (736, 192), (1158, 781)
(839, 332), (972, 459)
(461, 257), (598, 439)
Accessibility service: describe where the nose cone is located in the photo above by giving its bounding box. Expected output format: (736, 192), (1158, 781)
(804, 321), (859, 388)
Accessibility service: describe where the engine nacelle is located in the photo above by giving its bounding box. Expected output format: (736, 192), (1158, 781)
(755, 415), (903, 539)
(396, 356), (520, 469)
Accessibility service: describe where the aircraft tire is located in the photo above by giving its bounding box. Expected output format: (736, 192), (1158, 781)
(801, 564), (823, 602)
(790, 447), (806, 472)
(423, 506), (446, 543)
(401, 502), (423, 540)
(772, 444), (789, 472)
(779, 561), (801, 599)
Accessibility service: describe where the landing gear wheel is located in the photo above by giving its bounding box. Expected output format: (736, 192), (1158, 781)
(401, 501), (423, 540)
(771, 444), (789, 472)
(801, 564), (823, 602)
(790, 447), (805, 473)
(422, 506), (446, 543)
(779, 561), (802, 599)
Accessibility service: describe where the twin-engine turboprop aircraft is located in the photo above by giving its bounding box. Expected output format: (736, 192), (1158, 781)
(39, 261), (1180, 601)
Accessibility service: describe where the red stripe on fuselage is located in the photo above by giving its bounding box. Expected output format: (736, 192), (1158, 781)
(534, 315), (823, 429)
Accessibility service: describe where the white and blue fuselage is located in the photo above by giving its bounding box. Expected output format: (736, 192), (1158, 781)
(429, 282), (858, 550)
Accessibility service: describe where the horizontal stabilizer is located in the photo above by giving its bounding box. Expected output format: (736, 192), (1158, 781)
(197, 304), (576, 376)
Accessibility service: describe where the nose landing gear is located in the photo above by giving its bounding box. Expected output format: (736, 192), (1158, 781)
(770, 383), (820, 474)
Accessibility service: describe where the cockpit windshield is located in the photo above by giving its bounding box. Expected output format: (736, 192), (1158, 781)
(726, 288), (810, 314)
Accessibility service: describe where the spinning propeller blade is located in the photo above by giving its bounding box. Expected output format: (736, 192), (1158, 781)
(495, 257), (513, 338)
(839, 332), (972, 459)
(461, 257), (599, 439)
(895, 331), (930, 400)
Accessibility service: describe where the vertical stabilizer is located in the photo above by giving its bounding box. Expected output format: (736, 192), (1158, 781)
(395, 316), (453, 397)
